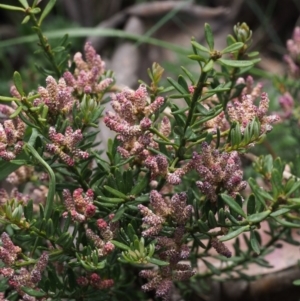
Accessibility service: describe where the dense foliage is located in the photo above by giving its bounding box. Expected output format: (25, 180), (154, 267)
(0, 1), (300, 300)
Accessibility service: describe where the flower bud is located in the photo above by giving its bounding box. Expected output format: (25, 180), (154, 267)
(234, 22), (252, 43)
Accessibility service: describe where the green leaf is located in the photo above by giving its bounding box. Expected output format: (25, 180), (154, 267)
(46, 219), (54, 237)
(96, 196), (124, 204)
(21, 287), (46, 297)
(38, 0), (56, 25)
(167, 77), (187, 94)
(0, 151), (31, 181)
(130, 174), (149, 196)
(205, 132), (213, 145)
(15, 234), (32, 242)
(21, 15), (30, 24)
(30, 7), (41, 14)
(226, 34), (236, 45)
(221, 194), (246, 218)
(202, 259), (220, 275)
(270, 208), (290, 217)
(0, 96), (18, 102)
(247, 194), (256, 215)
(273, 217), (300, 228)
(216, 127), (221, 148)
(12, 205), (23, 221)
(198, 220), (209, 232)
(0, 4), (25, 11)
(13, 71), (24, 96)
(111, 240), (130, 251)
(218, 59), (253, 68)
(243, 122), (251, 145)
(52, 46), (65, 53)
(247, 51), (259, 57)
(178, 75), (189, 92)
(11, 224), (21, 230)
(181, 66), (195, 84)
(148, 258), (169, 266)
(250, 230), (260, 254)
(9, 105), (23, 118)
(233, 237), (241, 256)
(218, 208), (226, 225)
(208, 210), (218, 228)
(112, 205), (125, 222)
(252, 258), (272, 268)
(190, 41), (210, 53)
(221, 42), (244, 54)
(226, 212), (240, 225)
(24, 200), (33, 221)
(56, 232), (70, 246)
(230, 123), (242, 147)
(204, 23), (214, 50)
(263, 154), (273, 174)
(104, 185), (127, 199)
(247, 210), (271, 223)
(271, 169), (283, 197)
(196, 103), (209, 115)
(293, 279), (300, 286)
(203, 59), (214, 72)
(67, 268), (77, 291)
(286, 180), (300, 197)
(187, 54), (207, 62)
(219, 225), (250, 242)
(256, 188), (274, 202)
(18, 0), (29, 8)
(250, 118), (260, 139)
(248, 178), (269, 208)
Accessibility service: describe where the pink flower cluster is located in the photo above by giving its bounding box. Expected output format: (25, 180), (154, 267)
(167, 142), (246, 202)
(140, 262), (195, 301)
(227, 86), (280, 135)
(77, 273), (114, 290)
(85, 217), (117, 257)
(138, 192), (194, 300)
(0, 188), (30, 205)
(46, 126), (89, 166)
(63, 188), (96, 222)
(145, 154), (169, 180)
(194, 142), (246, 202)
(211, 237), (231, 258)
(104, 84), (166, 160)
(34, 75), (75, 115)
(0, 105), (25, 161)
(0, 232), (21, 265)
(6, 166), (34, 185)
(284, 27), (300, 78)
(279, 92), (294, 119)
(0, 233), (48, 301)
(10, 42), (112, 128)
(138, 191), (192, 236)
(202, 76), (279, 140)
(63, 42), (113, 95)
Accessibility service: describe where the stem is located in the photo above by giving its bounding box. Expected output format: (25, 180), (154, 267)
(195, 227), (288, 279)
(69, 166), (89, 190)
(150, 127), (178, 150)
(186, 129), (229, 150)
(176, 70), (208, 160)
(29, 13), (61, 78)
(222, 48), (249, 114)
(15, 259), (36, 267)
(155, 71), (207, 191)
(25, 143), (56, 220)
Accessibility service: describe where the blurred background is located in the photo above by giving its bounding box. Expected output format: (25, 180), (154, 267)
(0, 0), (299, 93)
